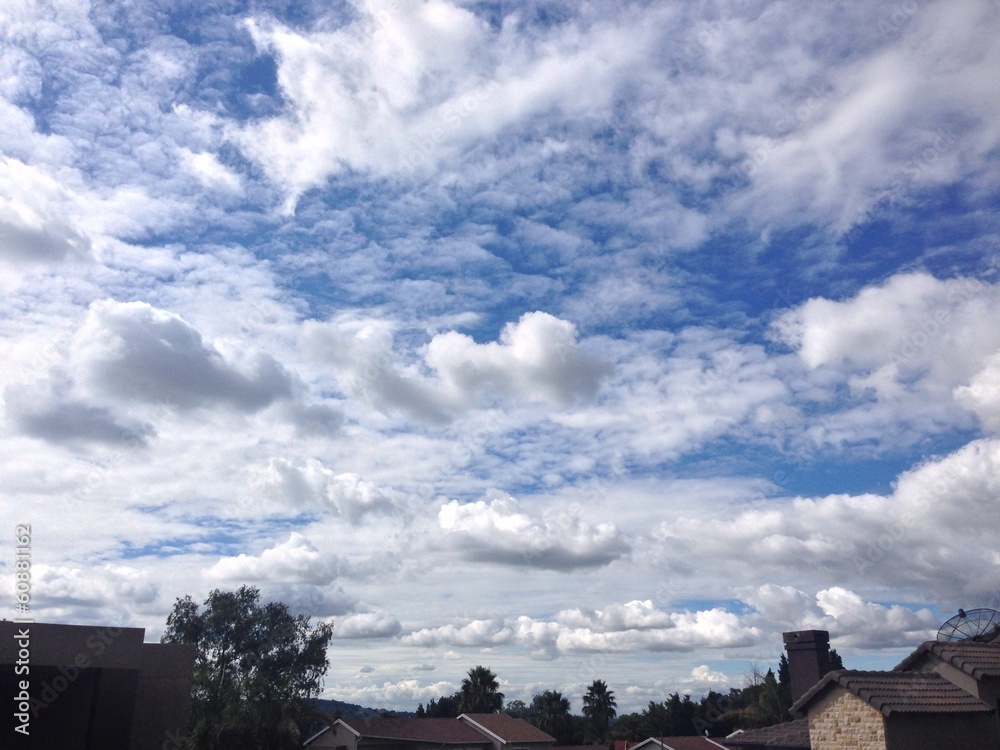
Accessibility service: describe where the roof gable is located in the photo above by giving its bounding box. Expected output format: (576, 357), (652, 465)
(790, 669), (994, 718)
(458, 713), (556, 744)
(339, 717), (494, 744)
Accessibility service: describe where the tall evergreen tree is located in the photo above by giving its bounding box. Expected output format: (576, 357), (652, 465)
(459, 666), (505, 713)
(582, 679), (617, 742)
(530, 690), (572, 743)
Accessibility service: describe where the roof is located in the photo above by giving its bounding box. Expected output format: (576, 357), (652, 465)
(790, 670), (995, 718)
(630, 738), (730, 750)
(338, 717), (495, 744)
(895, 640), (1000, 679)
(723, 718), (810, 749)
(458, 714), (556, 744)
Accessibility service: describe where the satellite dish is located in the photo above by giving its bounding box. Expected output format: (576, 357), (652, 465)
(937, 608), (1000, 642)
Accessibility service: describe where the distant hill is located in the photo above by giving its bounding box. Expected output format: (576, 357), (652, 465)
(307, 697), (416, 719)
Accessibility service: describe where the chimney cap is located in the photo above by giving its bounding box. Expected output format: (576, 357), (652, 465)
(782, 630), (830, 646)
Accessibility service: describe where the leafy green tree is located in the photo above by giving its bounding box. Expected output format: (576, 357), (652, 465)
(503, 699), (530, 719)
(530, 690), (572, 744)
(459, 666), (505, 713)
(582, 679), (617, 742)
(829, 648), (844, 671)
(162, 585), (333, 750)
(424, 692), (462, 717)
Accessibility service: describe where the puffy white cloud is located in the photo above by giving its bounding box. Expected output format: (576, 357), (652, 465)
(302, 311), (610, 423)
(5, 376), (154, 447)
(437, 490), (627, 570)
(208, 532), (344, 585)
(334, 611), (403, 639)
(654, 439), (1000, 603)
(249, 457), (400, 523)
(424, 312), (611, 407)
(772, 272), (1000, 444)
(955, 352), (1000, 432)
(75, 299), (294, 411)
(402, 619), (512, 648)
(0, 156), (90, 267)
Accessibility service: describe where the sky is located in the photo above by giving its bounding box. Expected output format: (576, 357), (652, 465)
(2, 0), (1000, 716)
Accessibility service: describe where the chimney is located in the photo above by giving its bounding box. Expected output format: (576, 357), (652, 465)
(783, 630), (831, 703)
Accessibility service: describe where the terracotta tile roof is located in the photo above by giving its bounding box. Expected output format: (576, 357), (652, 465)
(627, 738), (729, 750)
(723, 718), (810, 749)
(459, 714), (556, 744)
(895, 640), (1000, 679)
(790, 670), (995, 718)
(340, 717), (494, 744)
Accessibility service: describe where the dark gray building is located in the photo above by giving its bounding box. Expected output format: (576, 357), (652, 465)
(2, 620), (195, 750)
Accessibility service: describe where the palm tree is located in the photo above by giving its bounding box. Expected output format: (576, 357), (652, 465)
(530, 690), (571, 744)
(459, 666), (505, 713)
(582, 679), (617, 742)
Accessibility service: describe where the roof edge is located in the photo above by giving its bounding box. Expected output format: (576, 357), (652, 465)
(457, 714), (507, 745)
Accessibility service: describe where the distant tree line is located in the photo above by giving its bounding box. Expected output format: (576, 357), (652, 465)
(164, 587), (844, 747)
(421, 650), (843, 743)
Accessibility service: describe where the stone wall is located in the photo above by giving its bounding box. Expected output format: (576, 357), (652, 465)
(808, 685), (887, 750)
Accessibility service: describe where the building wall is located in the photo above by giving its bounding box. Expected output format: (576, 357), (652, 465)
(308, 722), (357, 748)
(807, 686), (886, 750)
(883, 712), (1000, 750)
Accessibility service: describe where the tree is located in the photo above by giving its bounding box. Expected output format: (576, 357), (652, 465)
(503, 699), (530, 719)
(162, 585), (334, 750)
(425, 692), (462, 717)
(459, 666), (505, 713)
(582, 679), (617, 742)
(530, 690), (572, 744)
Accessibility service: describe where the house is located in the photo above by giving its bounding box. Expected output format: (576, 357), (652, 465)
(789, 668), (997, 749)
(726, 625), (1000, 750)
(627, 736), (731, 749)
(304, 715), (556, 750)
(1, 620), (196, 750)
(459, 712), (559, 750)
(722, 718), (811, 749)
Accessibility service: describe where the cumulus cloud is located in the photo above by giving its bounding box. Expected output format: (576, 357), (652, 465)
(249, 457), (400, 523)
(5, 377), (154, 447)
(334, 611), (403, 639)
(424, 312), (612, 407)
(208, 532), (345, 585)
(302, 311), (610, 423)
(0, 156), (90, 266)
(75, 299), (294, 411)
(654, 438), (1000, 603)
(437, 490), (627, 570)
(402, 602), (762, 656)
(772, 272), (1000, 445)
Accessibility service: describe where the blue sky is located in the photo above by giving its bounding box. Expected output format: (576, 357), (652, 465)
(2, 0), (1000, 713)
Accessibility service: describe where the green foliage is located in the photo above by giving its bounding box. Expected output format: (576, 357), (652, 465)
(423, 692), (461, 717)
(162, 585), (334, 750)
(503, 699), (530, 719)
(581, 679), (617, 742)
(530, 690), (572, 744)
(459, 666), (505, 713)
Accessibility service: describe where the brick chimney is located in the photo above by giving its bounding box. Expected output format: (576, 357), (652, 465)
(782, 630), (831, 703)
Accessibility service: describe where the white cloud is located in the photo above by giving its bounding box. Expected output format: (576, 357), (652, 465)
(208, 532), (344, 585)
(424, 311), (611, 408)
(334, 611), (403, 639)
(238, 1), (664, 209)
(248, 457), (401, 523)
(302, 311), (610, 423)
(772, 272), (1000, 444)
(75, 299), (294, 411)
(437, 490), (627, 570)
